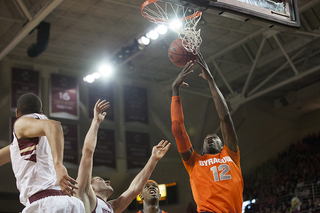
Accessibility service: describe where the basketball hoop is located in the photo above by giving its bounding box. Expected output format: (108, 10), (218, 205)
(141, 0), (202, 54)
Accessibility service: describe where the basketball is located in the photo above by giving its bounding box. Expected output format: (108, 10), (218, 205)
(168, 38), (197, 68)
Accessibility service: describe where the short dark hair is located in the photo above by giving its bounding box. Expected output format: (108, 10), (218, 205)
(17, 93), (42, 116)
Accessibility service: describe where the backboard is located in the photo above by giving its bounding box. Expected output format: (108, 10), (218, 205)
(164, 0), (300, 30)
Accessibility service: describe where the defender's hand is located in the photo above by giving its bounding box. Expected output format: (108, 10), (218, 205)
(93, 99), (110, 123)
(55, 164), (78, 196)
(151, 140), (171, 161)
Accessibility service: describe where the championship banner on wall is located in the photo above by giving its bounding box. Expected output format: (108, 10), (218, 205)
(93, 129), (116, 169)
(61, 124), (78, 165)
(11, 68), (40, 110)
(126, 131), (150, 170)
(87, 83), (114, 121)
(50, 74), (78, 120)
(124, 86), (148, 124)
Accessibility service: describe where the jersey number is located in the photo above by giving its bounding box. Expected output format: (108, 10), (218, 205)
(210, 164), (231, 182)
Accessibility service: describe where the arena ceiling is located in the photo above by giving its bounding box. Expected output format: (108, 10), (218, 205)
(0, 0), (320, 114)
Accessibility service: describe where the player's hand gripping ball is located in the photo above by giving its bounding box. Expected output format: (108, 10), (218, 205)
(168, 38), (197, 67)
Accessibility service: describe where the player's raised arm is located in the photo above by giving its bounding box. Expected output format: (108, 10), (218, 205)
(75, 99), (110, 213)
(196, 52), (238, 152)
(14, 116), (78, 196)
(109, 140), (171, 213)
(171, 61), (195, 161)
(0, 145), (11, 166)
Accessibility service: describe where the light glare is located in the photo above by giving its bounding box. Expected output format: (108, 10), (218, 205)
(98, 64), (113, 77)
(92, 72), (101, 79)
(138, 36), (150, 45)
(169, 19), (182, 30)
(146, 30), (159, 40)
(85, 75), (94, 83)
(155, 25), (167, 34)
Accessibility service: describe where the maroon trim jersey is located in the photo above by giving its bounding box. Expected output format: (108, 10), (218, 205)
(92, 196), (114, 213)
(10, 113), (59, 206)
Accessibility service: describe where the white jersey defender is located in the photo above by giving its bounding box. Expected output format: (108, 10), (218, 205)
(10, 113), (84, 213)
(92, 196), (114, 213)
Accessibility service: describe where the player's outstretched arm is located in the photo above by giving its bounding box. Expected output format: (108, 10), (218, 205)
(196, 52), (238, 152)
(0, 145), (11, 166)
(109, 140), (171, 213)
(75, 99), (110, 213)
(171, 61), (195, 161)
(172, 61), (194, 96)
(14, 116), (78, 196)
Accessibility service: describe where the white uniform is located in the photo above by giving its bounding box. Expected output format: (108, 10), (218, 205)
(92, 196), (114, 213)
(10, 113), (85, 213)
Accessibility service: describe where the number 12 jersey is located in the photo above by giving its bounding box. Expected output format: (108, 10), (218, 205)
(183, 145), (243, 213)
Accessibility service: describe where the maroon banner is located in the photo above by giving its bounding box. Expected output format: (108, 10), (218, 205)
(87, 83), (114, 121)
(93, 129), (116, 169)
(126, 131), (150, 170)
(124, 86), (148, 124)
(61, 124), (78, 165)
(50, 74), (78, 119)
(11, 68), (40, 109)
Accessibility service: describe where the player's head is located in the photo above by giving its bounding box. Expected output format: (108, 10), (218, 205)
(139, 180), (161, 204)
(202, 134), (223, 155)
(91, 176), (114, 197)
(16, 93), (42, 117)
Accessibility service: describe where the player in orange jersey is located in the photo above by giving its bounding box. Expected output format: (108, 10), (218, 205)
(137, 180), (168, 213)
(171, 52), (243, 213)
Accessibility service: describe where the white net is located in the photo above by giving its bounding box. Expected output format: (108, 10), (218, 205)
(141, 1), (202, 54)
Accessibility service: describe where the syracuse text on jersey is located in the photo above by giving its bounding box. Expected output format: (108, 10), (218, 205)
(198, 156), (233, 166)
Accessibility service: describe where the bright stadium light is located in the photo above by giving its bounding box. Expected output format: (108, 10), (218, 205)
(155, 25), (167, 34)
(146, 30), (159, 40)
(84, 75), (94, 83)
(98, 64), (113, 77)
(169, 19), (182, 30)
(138, 36), (150, 45)
(92, 72), (101, 79)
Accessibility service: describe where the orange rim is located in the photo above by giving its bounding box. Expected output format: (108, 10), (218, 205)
(141, 0), (202, 23)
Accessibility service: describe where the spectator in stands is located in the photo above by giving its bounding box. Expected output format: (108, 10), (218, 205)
(301, 187), (310, 201)
(307, 198), (315, 213)
(278, 201), (288, 213)
(314, 198), (320, 213)
(291, 197), (301, 212)
(296, 179), (304, 188)
(244, 132), (320, 213)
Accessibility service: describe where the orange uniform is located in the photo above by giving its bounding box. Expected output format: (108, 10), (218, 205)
(171, 96), (244, 213)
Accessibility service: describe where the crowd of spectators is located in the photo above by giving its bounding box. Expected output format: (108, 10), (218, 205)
(243, 132), (320, 213)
